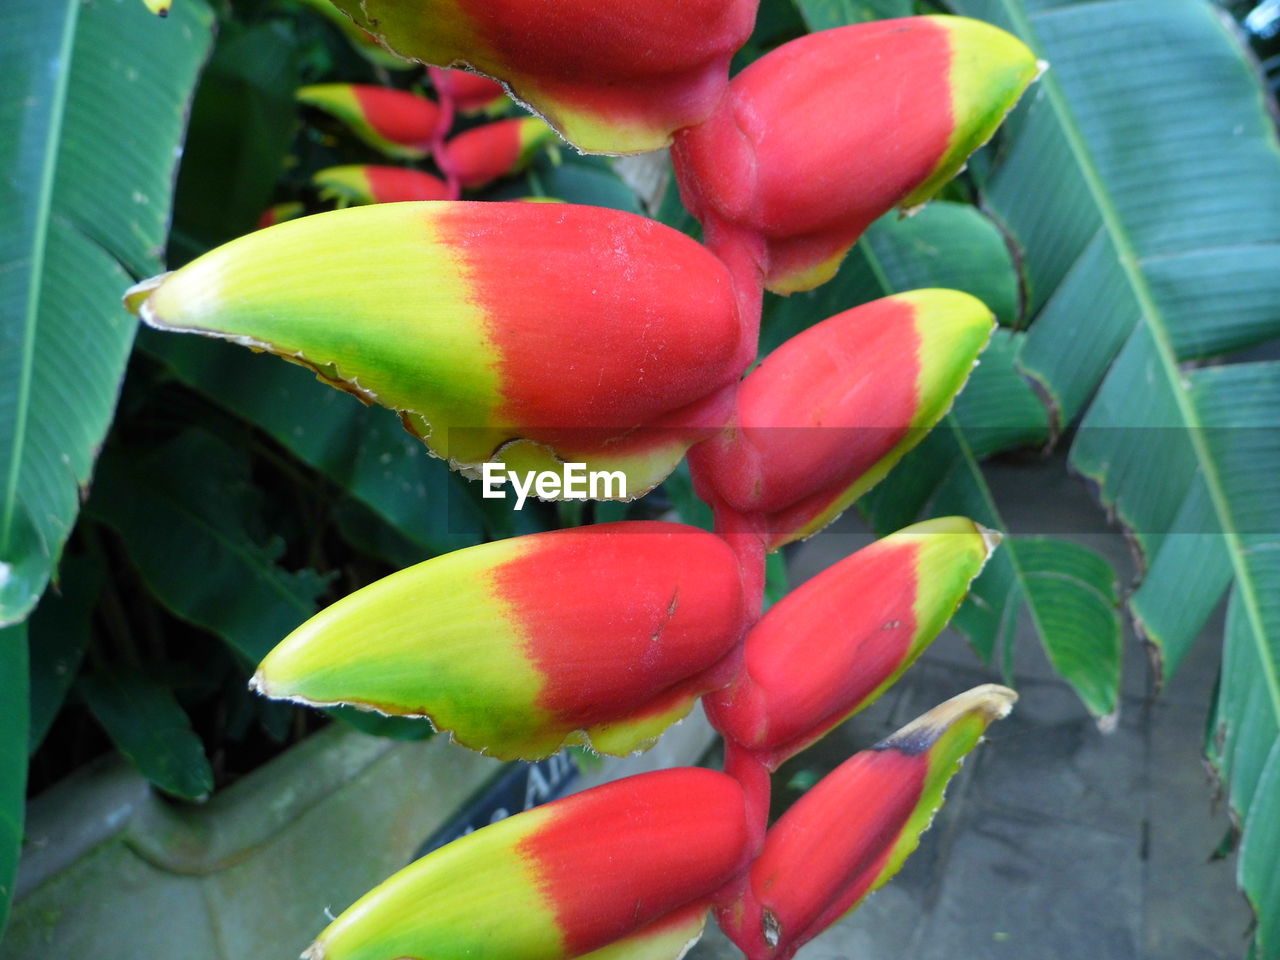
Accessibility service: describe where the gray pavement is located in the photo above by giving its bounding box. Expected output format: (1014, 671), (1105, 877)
(689, 451), (1254, 960)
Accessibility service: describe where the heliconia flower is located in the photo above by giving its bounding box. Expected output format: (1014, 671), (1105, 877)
(289, 0), (413, 69)
(444, 69), (509, 115)
(296, 83), (442, 159)
(720, 686), (1017, 960)
(690, 290), (994, 550)
(313, 165), (450, 205)
(256, 201), (306, 229)
(253, 522), (748, 760)
(323, 0), (760, 154)
(141, 0), (171, 16)
(302, 768), (752, 960)
(443, 117), (557, 190)
(707, 517), (998, 769)
(671, 16), (1040, 294)
(123, 202), (745, 497)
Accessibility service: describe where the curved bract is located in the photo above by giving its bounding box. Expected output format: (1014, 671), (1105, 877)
(708, 517), (998, 768)
(124, 202), (745, 498)
(721, 686), (1017, 960)
(254, 522), (749, 760)
(313, 165), (450, 204)
(672, 16), (1039, 294)
(327, 0), (760, 154)
(691, 290), (995, 549)
(444, 116), (556, 189)
(444, 68), (509, 115)
(304, 768), (752, 960)
(297, 83), (441, 158)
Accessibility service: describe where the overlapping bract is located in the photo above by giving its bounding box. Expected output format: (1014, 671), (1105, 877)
(443, 116), (556, 189)
(297, 83), (442, 158)
(303, 769), (752, 960)
(313, 165), (450, 204)
(708, 518), (998, 769)
(324, 0), (760, 153)
(123, 202), (745, 497)
(254, 522), (749, 760)
(672, 16), (1039, 293)
(721, 686), (1017, 960)
(691, 291), (995, 548)
(444, 69), (508, 115)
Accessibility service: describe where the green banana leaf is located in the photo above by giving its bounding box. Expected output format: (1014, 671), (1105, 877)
(0, 0), (213, 626)
(0, 0), (213, 935)
(948, 0), (1280, 952)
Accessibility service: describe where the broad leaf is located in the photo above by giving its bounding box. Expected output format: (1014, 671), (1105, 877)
(87, 429), (330, 664)
(79, 668), (214, 800)
(948, 0), (1280, 947)
(27, 550), (103, 753)
(143, 331), (489, 556)
(0, 0), (214, 625)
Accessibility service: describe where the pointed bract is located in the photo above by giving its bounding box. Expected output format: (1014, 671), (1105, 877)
(708, 518), (999, 768)
(305, 769), (751, 960)
(721, 686), (1017, 960)
(124, 202), (745, 498)
(672, 16), (1039, 293)
(297, 83), (442, 158)
(325, 0), (760, 154)
(690, 290), (994, 549)
(254, 522), (748, 760)
(441, 69), (510, 115)
(444, 117), (557, 189)
(313, 165), (450, 205)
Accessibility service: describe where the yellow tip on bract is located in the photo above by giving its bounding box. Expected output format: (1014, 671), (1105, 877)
(142, 0), (171, 15)
(902, 16), (1040, 210)
(126, 201), (743, 499)
(773, 290), (995, 549)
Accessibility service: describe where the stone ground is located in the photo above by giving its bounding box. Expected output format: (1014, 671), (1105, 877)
(688, 449), (1255, 960)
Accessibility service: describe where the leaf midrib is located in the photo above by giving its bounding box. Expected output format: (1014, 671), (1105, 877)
(3, 0), (81, 553)
(996, 0), (1280, 722)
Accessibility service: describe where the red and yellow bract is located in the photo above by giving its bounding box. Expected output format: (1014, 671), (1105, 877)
(690, 290), (994, 549)
(254, 522), (749, 760)
(443, 116), (556, 189)
(123, 202), (747, 497)
(721, 686), (1016, 960)
(672, 16), (1039, 293)
(325, 0), (760, 153)
(313, 165), (450, 204)
(304, 768), (753, 960)
(297, 83), (443, 158)
(708, 517), (998, 769)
